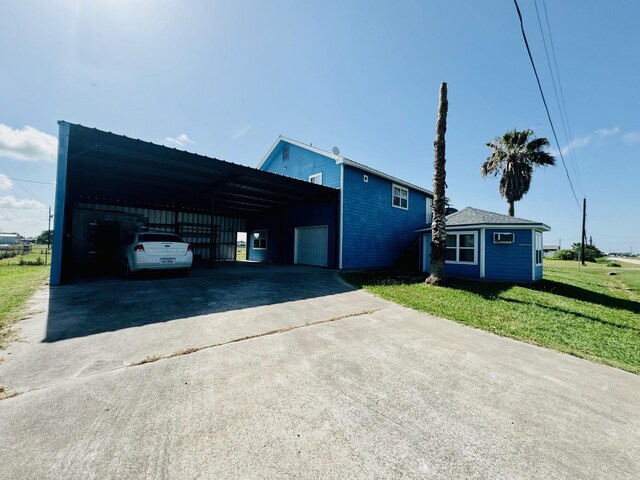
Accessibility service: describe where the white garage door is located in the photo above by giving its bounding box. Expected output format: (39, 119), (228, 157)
(294, 226), (328, 267)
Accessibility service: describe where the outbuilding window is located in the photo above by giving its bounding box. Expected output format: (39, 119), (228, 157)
(445, 232), (477, 264)
(253, 230), (268, 250)
(392, 184), (408, 210)
(535, 231), (543, 265)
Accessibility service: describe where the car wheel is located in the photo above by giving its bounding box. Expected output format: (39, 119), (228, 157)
(123, 260), (133, 279)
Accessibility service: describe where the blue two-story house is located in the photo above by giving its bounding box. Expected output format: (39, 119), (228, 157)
(249, 136), (434, 269)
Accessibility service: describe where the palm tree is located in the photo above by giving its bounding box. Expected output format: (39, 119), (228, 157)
(482, 129), (556, 217)
(426, 82), (448, 285)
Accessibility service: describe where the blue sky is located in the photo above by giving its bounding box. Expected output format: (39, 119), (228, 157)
(1, 0), (638, 253)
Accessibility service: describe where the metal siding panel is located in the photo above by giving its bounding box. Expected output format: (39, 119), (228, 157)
(342, 165), (427, 269)
(260, 143), (341, 188)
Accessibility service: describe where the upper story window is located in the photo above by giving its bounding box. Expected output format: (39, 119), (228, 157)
(445, 232), (477, 264)
(535, 231), (543, 265)
(426, 197), (433, 224)
(392, 184), (409, 210)
(282, 146), (289, 161)
(253, 230), (268, 250)
(309, 173), (323, 185)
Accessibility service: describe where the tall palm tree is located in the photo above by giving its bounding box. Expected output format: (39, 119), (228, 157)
(426, 82), (448, 285)
(482, 129), (556, 217)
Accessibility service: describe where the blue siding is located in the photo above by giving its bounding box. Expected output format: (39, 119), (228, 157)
(261, 143), (341, 188)
(484, 229), (533, 282)
(248, 200), (337, 267)
(342, 165), (429, 269)
(421, 232), (481, 279)
(534, 264), (543, 281)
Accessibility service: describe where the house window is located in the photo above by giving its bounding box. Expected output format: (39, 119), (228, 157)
(535, 231), (543, 265)
(445, 232), (477, 264)
(253, 230), (267, 250)
(309, 173), (323, 185)
(392, 184), (409, 210)
(363, 174), (368, 183)
(282, 146), (289, 161)
(426, 197), (433, 225)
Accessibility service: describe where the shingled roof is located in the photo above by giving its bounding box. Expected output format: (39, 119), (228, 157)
(418, 207), (550, 231)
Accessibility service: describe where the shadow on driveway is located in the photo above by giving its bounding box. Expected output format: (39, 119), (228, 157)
(45, 262), (354, 342)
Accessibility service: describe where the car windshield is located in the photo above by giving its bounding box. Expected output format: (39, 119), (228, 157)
(138, 233), (184, 243)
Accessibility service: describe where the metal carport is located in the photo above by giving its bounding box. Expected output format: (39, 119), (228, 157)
(51, 122), (339, 285)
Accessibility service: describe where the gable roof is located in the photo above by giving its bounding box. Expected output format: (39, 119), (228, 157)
(258, 135), (433, 196)
(417, 207), (550, 231)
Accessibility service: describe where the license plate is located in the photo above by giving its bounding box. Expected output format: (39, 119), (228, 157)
(160, 258), (175, 264)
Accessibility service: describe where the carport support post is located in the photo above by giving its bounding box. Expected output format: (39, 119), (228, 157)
(50, 122), (70, 286)
(209, 195), (216, 268)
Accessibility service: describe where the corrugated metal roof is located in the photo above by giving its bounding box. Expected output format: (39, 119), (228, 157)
(60, 122), (338, 216)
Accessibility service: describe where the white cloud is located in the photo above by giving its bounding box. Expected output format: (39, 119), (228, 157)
(0, 195), (47, 210)
(623, 131), (640, 144)
(231, 124), (252, 141)
(0, 124), (57, 162)
(165, 133), (194, 147)
(0, 174), (12, 190)
(552, 126), (620, 156)
(594, 127), (619, 137)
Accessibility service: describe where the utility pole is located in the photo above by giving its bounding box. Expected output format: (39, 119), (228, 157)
(580, 197), (587, 266)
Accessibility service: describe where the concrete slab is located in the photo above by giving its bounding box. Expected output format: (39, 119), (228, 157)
(1, 263), (639, 479)
(0, 263), (389, 391)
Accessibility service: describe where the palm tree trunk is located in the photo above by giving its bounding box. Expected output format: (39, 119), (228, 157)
(508, 200), (514, 217)
(426, 82), (448, 285)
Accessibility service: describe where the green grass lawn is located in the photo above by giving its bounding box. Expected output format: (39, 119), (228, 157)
(0, 245), (50, 348)
(343, 259), (640, 375)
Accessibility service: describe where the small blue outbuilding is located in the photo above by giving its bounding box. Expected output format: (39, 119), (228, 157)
(418, 207), (550, 282)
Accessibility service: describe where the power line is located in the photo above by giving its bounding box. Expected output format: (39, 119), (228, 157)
(533, 0), (582, 193)
(512, 0), (582, 212)
(0, 164), (49, 205)
(1, 176), (55, 185)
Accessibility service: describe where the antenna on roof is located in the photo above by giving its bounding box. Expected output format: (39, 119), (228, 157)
(332, 146), (340, 156)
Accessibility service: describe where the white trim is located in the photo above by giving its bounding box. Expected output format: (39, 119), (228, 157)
(532, 229), (536, 281)
(257, 136), (434, 196)
(338, 157), (433, 196)
(480, 228), (486, 278)
(308, 172), (323, 185)
(258, 136), (339, 169)
(252, 229), (268, 250)
(417, 224), (551, 232)
(444, 231), (479, 265)
(392, 183), (409, 210)
(339, 164), (344, 269)
(534, 230), (543, 280)
(493, 232), (515, 244)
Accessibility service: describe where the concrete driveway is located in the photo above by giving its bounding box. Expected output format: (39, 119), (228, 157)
(1, 263), (639, 479)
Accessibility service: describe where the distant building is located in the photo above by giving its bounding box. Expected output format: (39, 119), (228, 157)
(543, 244), (560, 258)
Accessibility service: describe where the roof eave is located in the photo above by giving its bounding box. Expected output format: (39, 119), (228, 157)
(257, 136), (339, 169)
(337, 158), (434, 196)
(416, 223), (551, 233)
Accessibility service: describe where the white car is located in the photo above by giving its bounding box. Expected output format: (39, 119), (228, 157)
(122, 232), (193, 277)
